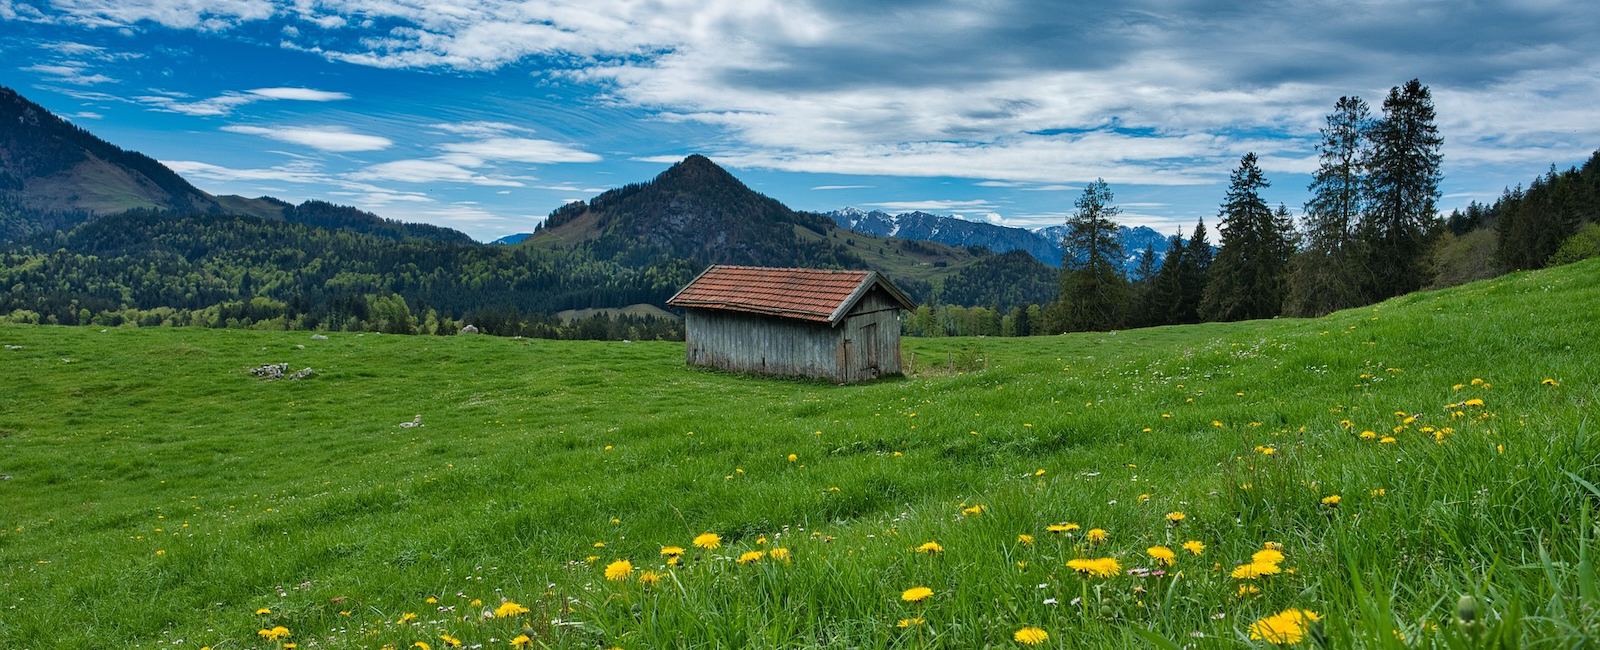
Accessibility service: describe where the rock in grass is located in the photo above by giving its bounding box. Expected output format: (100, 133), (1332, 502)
(251, 363), (315, 381)
(310, 334), (329, 341)
(460, 324), (480, 335)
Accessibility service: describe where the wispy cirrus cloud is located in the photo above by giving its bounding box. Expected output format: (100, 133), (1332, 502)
(21, 62), (115, 85)
(222, 125), (392, 152)
(138, 86), (349, 116)
(349, 159), (524, 187)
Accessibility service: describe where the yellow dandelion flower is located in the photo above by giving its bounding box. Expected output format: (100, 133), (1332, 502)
(1255, 445), (1277, 456)
(1046, 522), (1080, 534)
(1237, 583), (1262, 597)
(1013, 626), (1049, 645)
(511, 635), (531, 647)
(1086, 528), (1108, 544)
(258, 626), (291, 641)
(1182, 540), (1205, 555)
(1166, 511), (1186, 523)
(737, 550), (766, 564)
(592, 541), (605, 548)
(425, 596), (438, 604)
(1359, 430), (1377, 440)
(897, 617), (925, 628)
(1463, 398), (1485, 408)
(1542, 378), (1560, 387)
(787, 453), (797, 462)
(1066, 557), (1121, 578)
(693, 532), (721, 549)
(397, 612), (418, 624)
(901, 586), (934, 602)
(1147, 546), (1176, 566)
(1017, 534), (1035, 545)
(915, 541), (944, 554)
(604, 559), (633, 581)
(1231, 561), (1282, 579)
(638, 570), (662, 586)
(1379, 436), (1397, 444)
(494, 601), (529, 618)
(1471, 377), (1485, 386)
(255, 608), (272, 615)
(1249, 608), (1322, 645)
(1252, 548), (1285, 565)
(413, 643), (430, 650)
(961, 504), (987, 516)
(439, 635), (462, 648)
(1321, 495), (1341, 507)
(660, 546), (685, 557)
(769, 547), (791, 561)
(1138, 493), (1152, 502)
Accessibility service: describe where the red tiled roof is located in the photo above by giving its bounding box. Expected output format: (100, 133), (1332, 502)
(667, 265), (908, 323)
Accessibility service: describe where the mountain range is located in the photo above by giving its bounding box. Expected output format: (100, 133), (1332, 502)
(0, 85), (1060, 332)
(823, 207), (1175, 273)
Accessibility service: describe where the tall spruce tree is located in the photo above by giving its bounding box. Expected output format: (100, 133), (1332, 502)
(1202, 153), (1294, 321)
(1147, 233), (1186, 325)
(1045, 179), (1127, 331)
(1287, 96), (1371, 316)
(1361, 78), (1443, 298)
(1128, 244), (1159, 327)
(1173, 219), (1211, 324)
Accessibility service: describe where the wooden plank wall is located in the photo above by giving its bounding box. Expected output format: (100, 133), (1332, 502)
(682, 286), (906, 383)
(840, 288), (904, 381)
(685, 309), (846, 381)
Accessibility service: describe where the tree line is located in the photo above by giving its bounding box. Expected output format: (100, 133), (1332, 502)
(1032, 78), (1598, 334)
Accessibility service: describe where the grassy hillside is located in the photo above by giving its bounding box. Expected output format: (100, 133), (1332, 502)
(1, 260), (1597, 648)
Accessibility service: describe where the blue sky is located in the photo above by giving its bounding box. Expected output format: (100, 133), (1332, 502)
(2, 0), (1597, 241)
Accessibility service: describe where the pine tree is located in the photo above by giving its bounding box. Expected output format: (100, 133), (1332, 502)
(1146, 233), (1185, 326)
(1132, 244), (1158, 283)
(1361, 79), (1443, 299)
(1174, 220), (1211, 324)
(1202, 153), (1294, 321)
(1127, 244), (1159, 327)
(1287, 96), (1370, 316)
(1045, 179), (1127, 331)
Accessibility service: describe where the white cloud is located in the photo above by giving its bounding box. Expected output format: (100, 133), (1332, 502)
(137, 85), (350, 116)
(430, 121), (531, 136)
(246, 87), (350, 101)
(350, 159), (524, 187)
(811, 184), (873, 190)
(223, 125), (393, 152)
(22, 62), (115, 85)
(439, 137), (601, 164)
(865, 199), (996, 212)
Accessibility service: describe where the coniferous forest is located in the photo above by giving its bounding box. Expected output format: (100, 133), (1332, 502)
(974, 78), (1600, 337)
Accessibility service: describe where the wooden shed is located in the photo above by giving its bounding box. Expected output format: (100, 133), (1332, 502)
(667, 265), (916, 382)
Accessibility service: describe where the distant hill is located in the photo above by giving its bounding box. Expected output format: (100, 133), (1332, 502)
(492, 233), (533, 245)
(526, 155), (1056, 307)
(826, 207), (1176, 273)
(0, 85), (215, 215)
(0, 85), (470, 245)
(0, 86), (1061, 327)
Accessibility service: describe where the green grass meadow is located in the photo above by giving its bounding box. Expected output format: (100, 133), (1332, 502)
(2, 259), (1598, 648)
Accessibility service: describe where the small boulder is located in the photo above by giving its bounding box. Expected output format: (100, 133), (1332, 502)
(310, 334), (329, 341)
(459, 324), (480, 335)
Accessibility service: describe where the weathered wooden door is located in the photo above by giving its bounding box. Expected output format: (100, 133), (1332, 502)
(860, 323), (880, 378)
